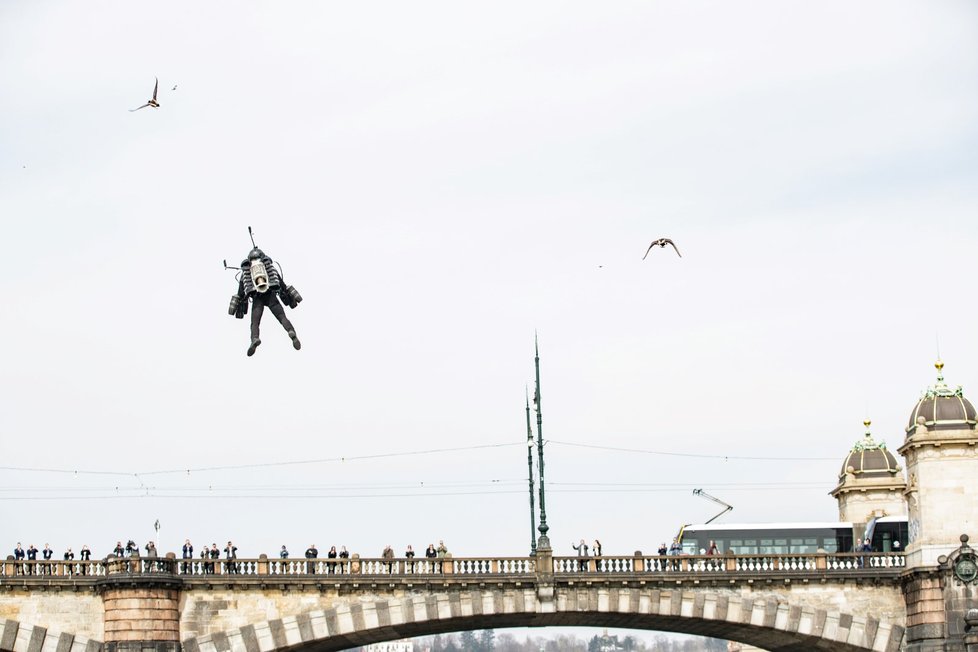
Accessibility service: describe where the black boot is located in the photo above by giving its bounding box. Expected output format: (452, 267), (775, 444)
(288, 331), (301, 351)
(247, 339), (261, 356)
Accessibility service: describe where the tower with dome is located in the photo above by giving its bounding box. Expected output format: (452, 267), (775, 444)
(830, 418), (907, 546)
(898, 360), (978, 567)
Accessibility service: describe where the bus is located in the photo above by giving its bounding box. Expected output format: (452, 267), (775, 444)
(678, 517), (907, 556)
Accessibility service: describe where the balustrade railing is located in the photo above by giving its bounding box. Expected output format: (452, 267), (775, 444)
(2, 553), (903, 579)
(0, 560), (107, 577)
(553, 552), (906, 575)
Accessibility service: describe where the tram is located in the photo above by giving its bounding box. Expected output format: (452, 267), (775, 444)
(678, 515), (907, 555)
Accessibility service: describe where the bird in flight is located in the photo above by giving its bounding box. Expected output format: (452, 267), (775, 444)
(642, 238), (682, 259)
(171, 85), (178, 91)
(130, 78), (160, 112)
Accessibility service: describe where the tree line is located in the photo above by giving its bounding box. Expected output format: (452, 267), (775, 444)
(411, 630), (730, 652)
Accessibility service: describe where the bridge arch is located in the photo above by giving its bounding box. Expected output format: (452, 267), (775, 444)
(0, 618), (101, 652)
(181, 588), (906, 652)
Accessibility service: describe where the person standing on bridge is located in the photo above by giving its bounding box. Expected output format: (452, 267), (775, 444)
(13, 543), (24, 575)
(224, 541), (238, 574)
(182, 539), (194, 574)
(668, 538), (682, 571)
(326, 546), (338, 574)
(572, 539), (589, 571)
(80, 545), (91, 575)
(42, 544), (53, 575)
(338, 546), (349, 573)
(405, 545), (416, 573)
(706, 540), (719, 570)
(858, 537), (873, 568)
(305, 544), (318, 574)
(145, 540), (158, 573)
(26, 544), (38, 575)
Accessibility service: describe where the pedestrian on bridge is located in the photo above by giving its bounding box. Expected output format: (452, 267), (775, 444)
(145, 541), (158, 573)
(13, 543), (24, 575)
(405, 545), (416, 573)
(26, 544), (37, 575)
(182, 540), (194, 574)
(305, 544), (318, 574)
(668, 538), (682, 571)
(80, 545), (91, 575)
(572, 540), (589, 571)
(327, 546), (338, 574)
(225, 541), (238, 574)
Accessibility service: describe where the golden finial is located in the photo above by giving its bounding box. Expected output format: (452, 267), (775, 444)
(936, 359), (944, 372)
(863, 418), (871, 435)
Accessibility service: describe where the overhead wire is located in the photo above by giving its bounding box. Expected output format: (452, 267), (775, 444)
(0, 438), (842, 479)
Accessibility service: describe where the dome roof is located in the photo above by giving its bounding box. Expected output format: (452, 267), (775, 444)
(840, 420), (901, 480)
(906, 361), (977, 435)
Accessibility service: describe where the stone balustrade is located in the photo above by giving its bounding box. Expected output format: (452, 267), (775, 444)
(2, 552), (904, 580)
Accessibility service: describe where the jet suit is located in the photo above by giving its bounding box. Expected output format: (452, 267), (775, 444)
(230, 247), (302, 356)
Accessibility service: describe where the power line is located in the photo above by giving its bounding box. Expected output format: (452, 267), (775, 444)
(548, 440), (839, 461)
(0, 438), (842, 480)
(0, 484), (830, 501)
(0, 442), (525, 477)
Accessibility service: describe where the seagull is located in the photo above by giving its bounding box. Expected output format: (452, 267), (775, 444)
(130, 77), (160, 112)
(171, 85), (177, 91)
(642, 238), (682, 259)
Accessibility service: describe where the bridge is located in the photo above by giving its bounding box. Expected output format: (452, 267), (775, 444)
(0, 548), (910, 652)
(4, 364), (978, 651)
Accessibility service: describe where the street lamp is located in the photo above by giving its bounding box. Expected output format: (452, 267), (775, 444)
(533, 335), (550, 550)
(526, 389), (537, 556)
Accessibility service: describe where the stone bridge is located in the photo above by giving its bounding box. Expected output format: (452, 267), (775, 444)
(0, 549), (913, 652)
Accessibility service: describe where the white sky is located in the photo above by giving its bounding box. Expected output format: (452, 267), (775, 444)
(2, 1), (978, 564)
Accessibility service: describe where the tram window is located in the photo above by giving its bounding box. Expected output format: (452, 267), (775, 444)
(774, 539), (787, 553)
(822, 538), (839, 553)
(743, 539), (758, 554)
(759, 539), (774, 553)
(880, 532), (892, 552)
(729, 539), (745, 554)
(790, 538), (818, 553)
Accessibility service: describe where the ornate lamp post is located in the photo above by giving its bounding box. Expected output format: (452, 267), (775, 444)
(533, 335), (551, 550)
(526, 389), (537, 556)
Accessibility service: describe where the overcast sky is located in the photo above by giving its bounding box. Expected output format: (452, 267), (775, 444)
(2, 1), (978, 567)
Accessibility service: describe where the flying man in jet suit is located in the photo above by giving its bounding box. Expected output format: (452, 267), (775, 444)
(228, 245), (303, 357)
